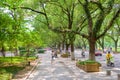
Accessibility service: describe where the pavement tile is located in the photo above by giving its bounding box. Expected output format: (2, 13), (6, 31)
(26, 50), (120, 80)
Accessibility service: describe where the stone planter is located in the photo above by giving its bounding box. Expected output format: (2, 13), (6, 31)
(76, 62), (85, 70)
(84, 63), (99, 72)
(76, 60), (100, 72)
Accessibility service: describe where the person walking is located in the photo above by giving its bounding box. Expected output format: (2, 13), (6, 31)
(106, 51), (114, 67)
(51, 50), (55, 60)
(51, 50), (55, 64)
(81, 49), (85, 58)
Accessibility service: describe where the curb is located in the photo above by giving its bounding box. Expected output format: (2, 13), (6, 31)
(23, 58), (40, 80)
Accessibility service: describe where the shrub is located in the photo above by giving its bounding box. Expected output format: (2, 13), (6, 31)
(61, 53), (69, 58)
(38, 49), (46, 53)
(77, 60), (101, 66)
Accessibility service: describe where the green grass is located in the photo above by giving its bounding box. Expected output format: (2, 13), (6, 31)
(0, 57), (25, 63)
(0, 66), (24, 78)
(27, 57), (36, 61)
(0, 56), (36, 80)
(0, 73), (12, 80)
(0, 57), (36, 63)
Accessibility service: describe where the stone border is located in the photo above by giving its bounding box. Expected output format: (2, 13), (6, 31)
(24, 58), (40, 80)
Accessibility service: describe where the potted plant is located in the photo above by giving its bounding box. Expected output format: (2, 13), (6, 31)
(76, 60), (101, 72)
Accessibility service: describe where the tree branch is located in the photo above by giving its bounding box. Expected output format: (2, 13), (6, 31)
(20, 7), (46, 15)
(78, 0), (84, 6)
(3, 3), (46, 16)
(97, 8), (120, 39)
(83, 2), (93, 35)
(49, 2), (68, 15)
(90, 1), (104, 11)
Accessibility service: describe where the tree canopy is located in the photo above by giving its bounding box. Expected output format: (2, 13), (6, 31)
(0, 0), (120, 60)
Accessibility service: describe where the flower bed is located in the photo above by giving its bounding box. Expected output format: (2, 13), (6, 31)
(76, 60), (101, 72)
(61, 53), (69, 58)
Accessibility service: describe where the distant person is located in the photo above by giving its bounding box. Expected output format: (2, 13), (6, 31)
(51, 50), (55, 60)
(107, 47), (112, 53)
(54, 50), (58, 58)
(81, 49), (85, 58)
(110, 47), (112, 52)
(106, 51), (114, 67)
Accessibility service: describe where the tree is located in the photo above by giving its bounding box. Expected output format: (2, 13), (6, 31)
(107, 20), (120, 53)
(1, 0), (120, 61)
(0, 10), (14, 57)
(42, 0), (78, 60)
(75, 0), (120, 60)
(0, 0), (44, 67)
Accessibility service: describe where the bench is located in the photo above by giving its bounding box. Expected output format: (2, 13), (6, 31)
(106, 68), (120, 80)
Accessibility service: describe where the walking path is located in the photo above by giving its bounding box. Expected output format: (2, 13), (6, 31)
(26, 51), (119, 80)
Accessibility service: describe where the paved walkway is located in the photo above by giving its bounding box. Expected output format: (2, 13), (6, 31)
(26, 51), (119, 80)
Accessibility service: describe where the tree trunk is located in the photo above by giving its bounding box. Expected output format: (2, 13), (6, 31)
(26, 48), (30, 57)
(66, 43), (69, 53)
(61, 40), (65, 54)
(58, 43), (61, 51)
(89, 39), (96, 60)
(14, 48), (19, 56)
(70, 41), (75, 60)
(57, 43), (61, 54)
(1, 46), (5, 57)
(95, 43), (98, 50)
(101, 37), (104, 52)
(82, 39), (87, 49)
(114, 40), (118, 53)
(62, 41), (64, 51)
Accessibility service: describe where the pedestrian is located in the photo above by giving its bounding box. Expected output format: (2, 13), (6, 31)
(81, 49), (85, 58)
(106, 51), (114, 67)
(51, 50), (54, 64)
(51, 50), (55, 60)
(54, 50), (58, 58)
